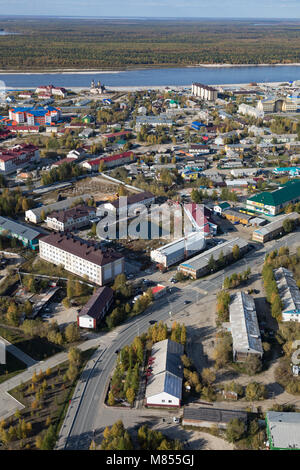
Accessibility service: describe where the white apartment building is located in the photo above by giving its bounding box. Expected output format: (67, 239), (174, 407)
(46, 205), (96, 231)
(39, 232), (124, 285)
(191, 83), (218, 101)
(238, 103), (264, 119)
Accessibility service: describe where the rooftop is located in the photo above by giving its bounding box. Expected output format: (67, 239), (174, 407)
(248, 179), (300, 207)
(183, 406), (248, 424)
(229, 291), (263, 356)
(78, 286), (113, 320)
(274, 267), (300, 314)
(39, 232), (123, 267)
(266, 411), (300, 449)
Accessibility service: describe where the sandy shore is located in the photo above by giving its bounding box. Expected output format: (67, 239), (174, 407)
(3, 81), (288, 92)
(1, 63), (300, 74)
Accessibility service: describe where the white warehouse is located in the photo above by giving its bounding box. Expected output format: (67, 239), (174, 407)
(145, 339), (184, 408)
(150, 232), (206, 268)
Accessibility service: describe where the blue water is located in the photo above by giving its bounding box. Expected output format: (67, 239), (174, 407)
(1, 65), (300, 88)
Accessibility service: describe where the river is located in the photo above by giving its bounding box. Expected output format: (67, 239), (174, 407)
(1, 65), (300, 89)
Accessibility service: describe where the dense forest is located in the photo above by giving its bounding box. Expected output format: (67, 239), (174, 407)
(0, 18), (300, 70)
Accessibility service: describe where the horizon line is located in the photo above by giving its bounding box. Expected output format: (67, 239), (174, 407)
(0, 15), (300, 20)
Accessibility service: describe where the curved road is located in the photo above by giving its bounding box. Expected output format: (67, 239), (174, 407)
(61, 230), (300, 450)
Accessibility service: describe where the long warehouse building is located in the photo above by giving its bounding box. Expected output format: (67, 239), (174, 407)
(229, 291), (263, 362)
(178, 237), (249, 279)
(252, 212), (299, 243)
(273, 267), (300, 322)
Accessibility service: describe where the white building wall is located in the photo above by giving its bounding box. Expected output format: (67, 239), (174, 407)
(78, 315), (95, 329)
(146, 391), (180, 407)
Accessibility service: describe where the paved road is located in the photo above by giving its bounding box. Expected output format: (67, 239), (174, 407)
(58, 230), (300, 450)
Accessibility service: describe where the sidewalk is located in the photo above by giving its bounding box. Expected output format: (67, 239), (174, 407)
(0, 334), (107, 422)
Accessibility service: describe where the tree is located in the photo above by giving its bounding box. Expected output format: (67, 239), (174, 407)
(68, 347), (81, 367)
(208, 254), (216, 272)
(283, 218), (294, 234)
(107, 391), (115, 406)
(41, 425), (56, 450)
(244, 355), (262, 376)
(225, 418), (245, 443)
(232, 244), (240, 260)
(64, 323), (80, 343)
(245, 382), (267, 401)
(201, 368), (216, 385)
(125, 387), (135, 405)
(6, 301), (20, 326)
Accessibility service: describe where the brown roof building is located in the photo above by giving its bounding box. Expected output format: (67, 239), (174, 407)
(39, 232), (124, 285)
(77, 286), (114, 329)
(46, 204), (96, 231)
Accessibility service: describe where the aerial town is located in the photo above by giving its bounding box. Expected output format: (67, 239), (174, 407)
(0, 77), (300, 453)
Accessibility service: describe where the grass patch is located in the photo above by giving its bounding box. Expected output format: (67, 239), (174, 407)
(0, 351), (26, 385)
(0, 326), (62, 361)
(4, 348), (96, 450)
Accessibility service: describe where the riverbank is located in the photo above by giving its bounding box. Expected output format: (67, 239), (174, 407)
(2, 82), (287, 93)
(1, 63), (300, 75)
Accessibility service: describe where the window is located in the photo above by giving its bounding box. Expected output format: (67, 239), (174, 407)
(161, 400), (165, 403)
(168, 400), (172, 403)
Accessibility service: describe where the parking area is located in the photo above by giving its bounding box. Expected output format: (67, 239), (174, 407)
(39, 301), (78, 327)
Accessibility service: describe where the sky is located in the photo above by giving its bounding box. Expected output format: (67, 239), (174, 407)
(0, 0), (300, 19)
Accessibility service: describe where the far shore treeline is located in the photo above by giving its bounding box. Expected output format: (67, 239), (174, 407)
(1, 18), (300, 70)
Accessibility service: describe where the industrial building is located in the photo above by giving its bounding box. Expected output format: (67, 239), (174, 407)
(191, 83), (218, 101)
(0, 216), (44, 250)
(178, 237), (249, 279)
(223, 209), (253, 225)
(145, 339), (184, 408)
(252, 212), (299, 243)
(182, 407), (248, 430)
(246, 179), (300, 216)
(150, 232), (206, 268)
(229, 291), (263, 362)
(25, 194), (91, 224)
(77, 286), (114, 329)
(273, 267), (300, 322)
(266, 412), (300, 450)
(39, 232), (124, 285)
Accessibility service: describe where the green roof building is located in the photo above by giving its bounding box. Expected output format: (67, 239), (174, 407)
(246, 179), (300, 216)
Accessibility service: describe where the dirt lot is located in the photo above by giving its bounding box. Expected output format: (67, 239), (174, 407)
(61, 176), (122, 203)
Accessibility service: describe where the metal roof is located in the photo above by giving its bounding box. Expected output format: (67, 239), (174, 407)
(0, 216), (41, 241)
(248, 179), (300, 207)
(274, 267), (300, 314)
(253, 212), (299, 237)
(230, 291), (263, 356)
(183, 406), (248, 423)
(25, 194), (91, 221)
(145, 339), (184, 400)
(179, 237), (248, 272)
(266, 411), (300, 449)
